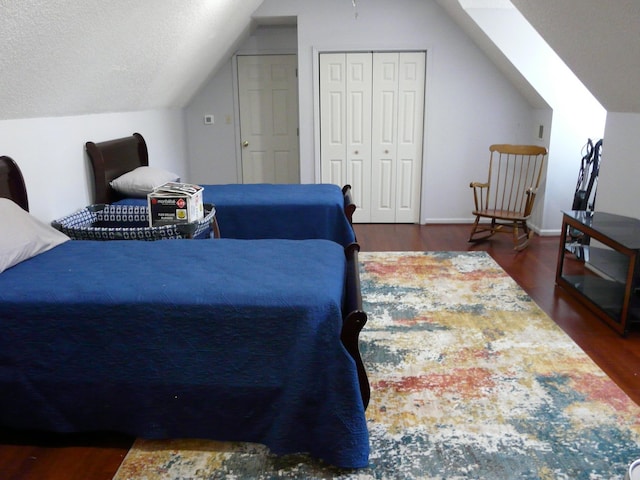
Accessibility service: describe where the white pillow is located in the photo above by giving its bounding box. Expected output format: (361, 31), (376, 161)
(110, 166), (180, 197)
(0, 198), (70, 273)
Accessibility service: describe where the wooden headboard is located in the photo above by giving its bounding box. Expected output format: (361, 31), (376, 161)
(0, 155), (29, 211)
(85, 132), (149, 204)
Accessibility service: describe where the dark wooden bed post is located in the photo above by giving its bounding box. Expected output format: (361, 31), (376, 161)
(0, 156), (29, 211)
(342, 242), (370, 409)
(85, 133), (149, 204)
(85, 141), (107, 204)
(342, 185), (356, 224)
(132, 132), (149, 166)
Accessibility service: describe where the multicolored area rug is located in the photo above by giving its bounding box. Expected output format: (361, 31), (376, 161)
(113, 251), (640, 480)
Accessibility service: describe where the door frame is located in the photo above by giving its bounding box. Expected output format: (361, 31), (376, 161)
(232, 50), (299, 183)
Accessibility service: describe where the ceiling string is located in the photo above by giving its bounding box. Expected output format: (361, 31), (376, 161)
(352, 0), (359, 19)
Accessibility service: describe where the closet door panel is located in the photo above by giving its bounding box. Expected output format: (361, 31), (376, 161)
(395, 52), (425, 223)
(346, 53), (372, 223)
(349, 158), (366, 215)
(320, 54), (347, 186)
(371, 52), (399, 222)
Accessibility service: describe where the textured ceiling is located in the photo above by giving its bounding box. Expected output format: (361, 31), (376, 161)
(0, 0), (263, 120)
(1, 0), (637, 121)
(511, 0), (640, 113)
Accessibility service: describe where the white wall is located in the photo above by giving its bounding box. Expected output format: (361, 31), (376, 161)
(189, 0), (541, 225)
(185, 25), (298, 185)
(186, 60), (240, 184)
(0, 109), (187, 223)
(596, 113), (640, 219)
(465, 6), (606, 234)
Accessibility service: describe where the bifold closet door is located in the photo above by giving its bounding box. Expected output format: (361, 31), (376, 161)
(320, 53), (372, 222)
(320, 51), (424, 223)
(371, 52), (425, 223)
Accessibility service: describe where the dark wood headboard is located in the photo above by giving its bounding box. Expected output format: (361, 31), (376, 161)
(0, 156), (29, 211)
(85, 132), (149, 204)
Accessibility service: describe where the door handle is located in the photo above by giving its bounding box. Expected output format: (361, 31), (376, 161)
(242, 141), (249, 148)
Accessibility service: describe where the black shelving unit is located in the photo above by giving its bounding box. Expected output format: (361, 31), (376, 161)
(556, 211), (640, 336)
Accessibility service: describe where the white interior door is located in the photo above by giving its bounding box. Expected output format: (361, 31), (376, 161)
(320, 53), (372, 222)
(320, 54), (347, 186)
(370, 53), (399, 223)
(394, 52), (425, 223)
(371, 52), (425, 223)
(237, 55), (299, 184)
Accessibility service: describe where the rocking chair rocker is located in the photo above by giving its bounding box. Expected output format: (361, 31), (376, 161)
(469, 144), (548, 250)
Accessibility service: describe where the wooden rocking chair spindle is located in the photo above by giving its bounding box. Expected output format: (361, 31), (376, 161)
(469, 144), (548, 250)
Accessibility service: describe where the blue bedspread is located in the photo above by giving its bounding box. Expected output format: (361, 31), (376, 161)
(117, 183), (356, 246)
(0, 239), (369, 468)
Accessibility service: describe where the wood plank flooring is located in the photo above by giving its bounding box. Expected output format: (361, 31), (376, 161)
(1, 224), (638, 480)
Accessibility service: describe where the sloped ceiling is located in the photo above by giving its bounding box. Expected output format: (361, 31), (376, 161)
(434, 0), (548, 109)
(0, 0), (263, 120)
(2, 0), (637, 122)
(509, 0), (640, 113)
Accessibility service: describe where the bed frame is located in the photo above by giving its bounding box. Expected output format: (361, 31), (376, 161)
(0, 156), (29, 211)
(0, 155), (370, 408)
(85, 133), (357, 224)
(85, 132), (149, 204)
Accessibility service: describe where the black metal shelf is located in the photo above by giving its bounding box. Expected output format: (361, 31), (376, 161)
(556, 211), (640, 336)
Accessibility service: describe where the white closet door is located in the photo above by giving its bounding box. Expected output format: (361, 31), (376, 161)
(346, 54), (372, 223)
(320, 53), (373, 222)
(371, 52), (425, 223)
(371, 52), (399, 222)
(395, 52), (425, 223)
(320, 54), (347, 186)
(320, 51), (425, 224)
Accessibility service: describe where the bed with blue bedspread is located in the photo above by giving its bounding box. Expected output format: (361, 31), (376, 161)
(86, 133), (357, 246)
(117, 183), (355, 245)
(0, 155), (370, 469)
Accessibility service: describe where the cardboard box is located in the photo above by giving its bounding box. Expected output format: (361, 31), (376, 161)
(147, 182), (204, 227)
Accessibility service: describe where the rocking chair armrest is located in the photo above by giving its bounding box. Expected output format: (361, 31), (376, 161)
(470, 182), (489, 211)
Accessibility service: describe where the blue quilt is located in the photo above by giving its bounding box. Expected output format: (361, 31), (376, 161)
(0, 238), (369, 468)
(117, 183), (356, 246)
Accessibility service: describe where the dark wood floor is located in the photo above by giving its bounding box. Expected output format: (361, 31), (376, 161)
(1, 224), (639, 480)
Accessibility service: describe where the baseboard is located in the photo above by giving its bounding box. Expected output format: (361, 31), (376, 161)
(421, 218), (562, 237)
(422, 218), (475, 224)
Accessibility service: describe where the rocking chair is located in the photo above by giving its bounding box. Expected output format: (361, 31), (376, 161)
(469, 144), (548, 250)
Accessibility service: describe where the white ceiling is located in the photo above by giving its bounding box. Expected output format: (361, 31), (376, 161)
(0, 0), (638, 120)
(511, 0), (640, 113)
(0, 0), (262, 120)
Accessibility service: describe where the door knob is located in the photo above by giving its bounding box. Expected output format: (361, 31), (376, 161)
(242, 141), (249, 148)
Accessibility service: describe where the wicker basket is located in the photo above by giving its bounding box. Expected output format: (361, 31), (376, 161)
(52, 203), (216, 240)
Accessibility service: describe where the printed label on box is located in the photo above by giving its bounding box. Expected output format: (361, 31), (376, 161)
(147, 182), (204, 227)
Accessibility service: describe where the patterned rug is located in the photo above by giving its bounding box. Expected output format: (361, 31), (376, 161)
(113, 251), (640, 480)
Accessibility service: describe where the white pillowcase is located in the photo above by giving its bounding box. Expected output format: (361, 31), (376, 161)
(109, 166), (180, 197)
(0, 198), (70, 273)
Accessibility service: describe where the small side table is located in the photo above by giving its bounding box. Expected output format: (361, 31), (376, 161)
(556, 210), (640, 336)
